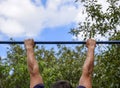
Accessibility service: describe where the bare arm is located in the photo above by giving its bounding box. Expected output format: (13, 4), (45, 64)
(79, 39), (96, 88)
(24, 39), (43, 88)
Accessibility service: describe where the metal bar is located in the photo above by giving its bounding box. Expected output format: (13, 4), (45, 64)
(0, 41), (120, 44)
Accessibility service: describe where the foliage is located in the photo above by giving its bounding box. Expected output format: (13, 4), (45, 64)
(0, 44), (29, 88)
(0, 44), (86, 88)
(70, 0), (120, 39)
(0, 39), (120, 88)
(0, 0), (120, 88)
(94, 32), (120, 88)
(69, 0), (120, 86)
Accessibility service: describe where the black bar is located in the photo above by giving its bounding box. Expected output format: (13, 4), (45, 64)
(0, 41), (120, 44)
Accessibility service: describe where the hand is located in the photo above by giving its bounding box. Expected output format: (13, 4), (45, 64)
(24, 39), (35, 49)
(86, 39), (96, 49)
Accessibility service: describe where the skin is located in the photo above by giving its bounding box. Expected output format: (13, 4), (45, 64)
(24, 39), (96, 88)
(24, 39), (43, 88)
(79, 39), (96, 88)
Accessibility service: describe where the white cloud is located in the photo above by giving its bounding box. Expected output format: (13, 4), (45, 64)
(0, 0), (80, 38)
(97, 0), (109, 12)
(0, 18), (25, 37)
(75, 6), (87, 23)
(0, 0), (119, 40)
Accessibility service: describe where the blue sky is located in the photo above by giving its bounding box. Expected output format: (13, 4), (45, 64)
(0, 0), (81, 57)
(0, 0), (120, 57)
(0, 0), (81, 40)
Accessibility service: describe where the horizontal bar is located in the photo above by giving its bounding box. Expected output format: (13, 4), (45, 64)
(0, 41), (120, 44)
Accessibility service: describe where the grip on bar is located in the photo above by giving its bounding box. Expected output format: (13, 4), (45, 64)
(0, 41), (120, 44)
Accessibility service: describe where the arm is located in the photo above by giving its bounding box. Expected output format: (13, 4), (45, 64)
(79, 39), (96, 88)
(24, 39), (43, 88)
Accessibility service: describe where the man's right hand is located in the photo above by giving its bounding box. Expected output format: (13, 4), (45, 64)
(86, 39), (96, 49)
(24, 39), (35, 49)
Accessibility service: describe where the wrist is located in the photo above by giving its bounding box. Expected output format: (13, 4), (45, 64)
(25, 46), (34, 50)
(87, 46), (95, 50)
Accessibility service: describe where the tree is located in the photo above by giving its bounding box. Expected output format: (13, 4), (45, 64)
(0, 44), (86, 88)
(70, 0), (120, 39)
(93, 34), (120, 88)
(70, 0), (120, 87)
(0, 0), (120, 88)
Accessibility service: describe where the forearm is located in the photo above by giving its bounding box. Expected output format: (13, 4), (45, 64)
(26, 48), (39, 74)
(83, 48), (95, 75)
(24, 39), (43, 87)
